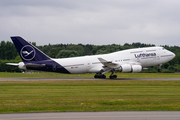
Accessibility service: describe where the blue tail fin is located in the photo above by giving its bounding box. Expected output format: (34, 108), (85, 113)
(10, 36), (70, 74)
(11, 36), (50, 62)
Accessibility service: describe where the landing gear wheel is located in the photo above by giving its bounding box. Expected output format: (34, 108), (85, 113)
(109, 75), (117, 79)
(94, 74), (106, 79)
(113, 75), (117, 79)
(102, 74), (106, 79)
(94, 75), (97, 78)
(109, 70), (117, 79)
(158, 69), (162, 72)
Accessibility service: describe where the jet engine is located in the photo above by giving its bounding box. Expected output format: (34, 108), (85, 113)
(131, 65), (142, 73)
(117, 64), (142, 73)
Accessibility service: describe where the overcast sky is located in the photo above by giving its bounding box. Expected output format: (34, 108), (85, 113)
(0, 0), (180, 46)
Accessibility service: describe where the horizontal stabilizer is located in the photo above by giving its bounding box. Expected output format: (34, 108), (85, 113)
(26, 63), (46, 68)
(6, 63), (19, 66)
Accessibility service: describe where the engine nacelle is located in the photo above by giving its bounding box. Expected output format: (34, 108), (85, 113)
(118, 64), (142, 73)
(131, 65), (142, 73)
(18, 62), (27, 70)
(120, 64), (132, 73)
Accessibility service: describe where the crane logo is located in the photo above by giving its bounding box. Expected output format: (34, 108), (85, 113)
(20, 45), (36, 61)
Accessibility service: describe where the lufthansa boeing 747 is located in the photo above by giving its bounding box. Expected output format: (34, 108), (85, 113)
(7, 36), (175, 79)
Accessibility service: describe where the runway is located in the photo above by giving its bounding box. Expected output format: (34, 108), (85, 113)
(0, 77), (180, 81)
(1, 111), (180, 120)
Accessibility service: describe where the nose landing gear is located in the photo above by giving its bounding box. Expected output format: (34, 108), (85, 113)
(158, 64), (162, 72)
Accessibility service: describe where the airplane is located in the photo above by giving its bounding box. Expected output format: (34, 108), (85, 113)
(6, 36), (175, 79)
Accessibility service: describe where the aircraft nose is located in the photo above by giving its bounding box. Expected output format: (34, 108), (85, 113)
(172, 52), (176, 58)
(169, 51), (176, 60)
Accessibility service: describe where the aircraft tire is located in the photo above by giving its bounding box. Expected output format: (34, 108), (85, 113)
(158, 69), (162, 72)
(94, 75), (98, 78)
(102, 74), (106, 79)
(113, 75), (117, 79)
(109, 75), (117, 79)
(109, 76), (113, 79)
(94, 74), (106, 79)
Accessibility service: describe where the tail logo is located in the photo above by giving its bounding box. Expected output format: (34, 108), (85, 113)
(20, 45), (36, 61)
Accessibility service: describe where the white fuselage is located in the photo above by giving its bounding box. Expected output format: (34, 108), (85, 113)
(53, 47), (175, 74)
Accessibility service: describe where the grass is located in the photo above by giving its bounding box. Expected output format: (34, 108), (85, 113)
(1, 72), (180, 78)
(0, 79), (180, 113)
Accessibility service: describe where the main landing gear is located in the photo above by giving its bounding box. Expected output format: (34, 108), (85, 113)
(94, 74), (106, 79)
(94, 71), (118, 79)
(109, 75), (117, 79)
(109, 71), (117, 79)
(158, 64), (162, 72)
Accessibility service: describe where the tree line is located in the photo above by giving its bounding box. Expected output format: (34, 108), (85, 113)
(0, 41), (180, 72)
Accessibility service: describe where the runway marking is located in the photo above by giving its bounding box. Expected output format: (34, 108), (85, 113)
(1, 115), (180, 120)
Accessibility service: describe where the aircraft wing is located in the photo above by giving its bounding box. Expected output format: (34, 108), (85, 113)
(98, 58), (119, 68)
(98, 58), (120, 74)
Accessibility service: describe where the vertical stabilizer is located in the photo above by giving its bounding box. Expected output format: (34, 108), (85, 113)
(11, 36), (50, 62)
(10, 36), (70, 74)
